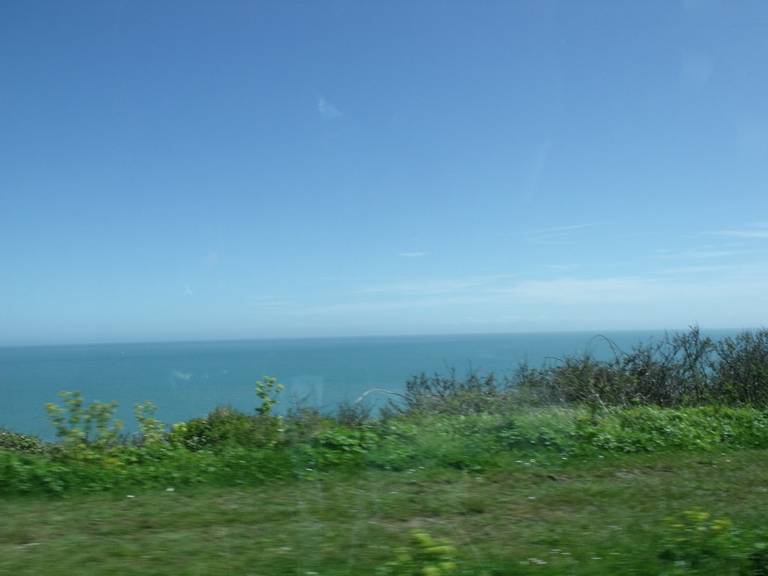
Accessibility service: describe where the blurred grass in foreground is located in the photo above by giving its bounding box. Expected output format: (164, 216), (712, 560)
(1, 449), (767, 575)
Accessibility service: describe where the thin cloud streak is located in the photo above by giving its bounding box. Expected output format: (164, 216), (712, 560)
(658, 265), (739, 275)
(317, 96), (342, 119)
(526, 223), (596, 245)
(297, 274), (768, 318)
(356, 274), (519, 297)
(655, 248), (740, 259)
(544, 264), (580, 271)
(710, 224), (768, 239)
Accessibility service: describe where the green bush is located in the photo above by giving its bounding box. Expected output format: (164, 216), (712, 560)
(306, 425), (380, 469)
(510, 327), (768, 409)
(134, 401), (165, 445)
(336, 399), (374, 427)
(5, 372), (768, 497)
(400, 369), (510, 415)
(0, 443), (298, 497)
(377, 530), (458, 576)
(495, 408), (578, 453)
(255, 376), (283, 416)
(45, 391), (123, 448)
(574, 406), (768, 454)
(168, 406), (284, 450)
(0, 428), (45, 454)
(714, 331), (768, 406)
(659, 510), (768, 575)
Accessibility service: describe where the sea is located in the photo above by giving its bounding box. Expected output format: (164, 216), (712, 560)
(0, 330), (733, 439)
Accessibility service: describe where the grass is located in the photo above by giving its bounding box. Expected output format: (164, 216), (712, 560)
(2, 449), (768, 575)
(6, 405), (768, 497)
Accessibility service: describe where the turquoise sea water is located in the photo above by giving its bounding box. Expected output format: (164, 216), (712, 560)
(0, 331), (730, 439)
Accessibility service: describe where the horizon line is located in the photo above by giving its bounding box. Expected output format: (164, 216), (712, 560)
(0, 325), (758, 350)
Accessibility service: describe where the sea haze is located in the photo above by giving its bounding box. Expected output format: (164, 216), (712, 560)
(0, 330), (733, 439)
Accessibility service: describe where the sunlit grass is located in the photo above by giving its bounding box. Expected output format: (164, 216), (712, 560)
(2, 449), (767, 575)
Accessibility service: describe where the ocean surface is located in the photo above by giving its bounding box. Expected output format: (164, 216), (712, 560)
(0, 331), (731, 439)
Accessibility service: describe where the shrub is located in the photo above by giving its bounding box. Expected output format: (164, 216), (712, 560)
(336, 399), (374, 427)
(495, 408), (578, 454)
(45, 391), (123, 448)
(377, 530), (458, 576)
(168, 406), (283, 450)
(169, 377), (286, 449)
(401, 368), (508, 415)
(307, 328), (768, 418)
(309, 425), (380, 469)
(512, 328), (715, 408)
(369, 414), (508, 471)
(574, 406), (768, 454)
(713, 330), (768, 406)
(658, 510), (768, 575)
(283, 405), (326, 443)
(255, 376), (284, 416)
(0, 428), (45, 454)
(512, 327), (768, 409)
(134, 401), (165, 445)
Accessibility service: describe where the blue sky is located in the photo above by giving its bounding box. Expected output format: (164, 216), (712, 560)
(2, 1), (768, 345)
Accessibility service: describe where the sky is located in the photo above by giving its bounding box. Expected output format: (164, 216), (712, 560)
(1, 0), (768, 345)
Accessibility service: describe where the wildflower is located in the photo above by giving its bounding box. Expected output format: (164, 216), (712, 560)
(712, 518), (731, 531)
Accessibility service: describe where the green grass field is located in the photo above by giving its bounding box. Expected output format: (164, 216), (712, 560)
(2, 448), (767, 575)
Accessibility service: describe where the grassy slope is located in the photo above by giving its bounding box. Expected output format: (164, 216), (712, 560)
(1, 449), (767, 575)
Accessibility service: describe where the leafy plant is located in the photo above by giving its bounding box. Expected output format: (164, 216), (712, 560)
(659, 509), (738, 573)
(134, 401), (165, 445)
(45, 391), (123, 448)
(336, 399), (374, 427)
(310, 425), (379, 468)
(255, 376), (283, 416)
(378, 529), (458, 576)
(659, 509), (768, 575)
(402, 368), (507, 415)
(168, 406), (283, 450)
(0, 428), (45, 454)
(713, 330), (768, 406)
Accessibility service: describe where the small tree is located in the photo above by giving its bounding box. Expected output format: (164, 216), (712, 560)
(255, 376), (284, 416)
(134, 401), (165, 445)
(46, 391), (123, 448)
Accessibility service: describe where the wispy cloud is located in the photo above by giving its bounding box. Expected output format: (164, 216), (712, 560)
(659, 265), (738, 275)
(544, 264), (580, 271)
(356, 275), (519, 297)
(247, 298), (294, 309)
(655, 247), (740, 259)
(545, 224), (595, 232)
(298, 296), (477, 316)
(317, 96), (342, 119)
(710, 224), (768, 239)
(398, 251), (429, 258)
(249, 266), (768, 332)
(526, 223), (595, 245)
(497, 277), (658, 304)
